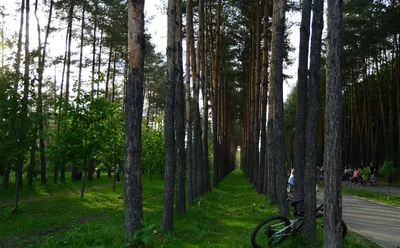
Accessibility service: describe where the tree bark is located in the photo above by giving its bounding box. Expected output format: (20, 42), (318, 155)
(293, 0), (311, 201)
(267, 48), (276, 202)
(112, 49), (117, 103)
(253, 1), (262, 193)
(187, 0), (198, 198)
(77, 2), (85, 101)
(97, 29), (103, 95)
(13, 0), (26, 189)
(80, 166), (87, 198)
(105, 45), (113, 100)
(272, 0), (288, 216)
(28, 149), (35, 186)
(162, 0), (177, 231)
(185, 1), (194, 204)
(38, 0), (54, 185)
(65, 1), (74, 102)
(303, 0), (323, 240)
(260, 0), (270, 195)
(324, 0), (343, 245)
(200, 0), (210, 193)
(195, 2), (205, 197)
(124, 0), (145, 241)
(91, 9), (97, 92)
(213, 0), (222, 187)
(175, 0), (186, 214)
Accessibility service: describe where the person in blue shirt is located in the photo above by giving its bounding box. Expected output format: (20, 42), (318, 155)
(288, 169), (294, 191)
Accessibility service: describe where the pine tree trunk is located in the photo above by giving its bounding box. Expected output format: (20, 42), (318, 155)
(303, 0), (323, 240)
(254, 1), (262, 192)
(97, 29), (103, 95)
(249, 12), (255, 184)
(213, 0), (222, 187)
(267, 0), (276, 203)
(87, 158), (94, 181)
(175, 0), (186, 214)
(185, 4), (194, 204)
(260, 0), (270, 195)
(200, 0), (210, 193)
(17, 0), (31, 189)
(80, 166), (87, 198)
(194, 0), (205, 197)
(396, 34), (400, 174)
(54, 26), (68, 185)
(293, 0), (311, 201)
(77, 2), (85, 101)
(324, 0), (343, 245)
(124, 0), (144, 240)
(91, 13), (97, 92)
(65, 1), (74, 102)
(272, 0), (288, 216)
(2, 168), (10, 189)
(112, 49), (117, 103)
(162, 0), (177, 231)
(1, 13), (3, 68)
(105, 45), (113, 100)
(38, 0), (53, 185)
(187, 0), (198, 198)
(29, 0), (42, 188)
(28, 149), (35, 186)
(12, 0), (26, 190)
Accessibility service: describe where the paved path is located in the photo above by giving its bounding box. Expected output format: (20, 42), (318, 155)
(317, 186), (400, 248)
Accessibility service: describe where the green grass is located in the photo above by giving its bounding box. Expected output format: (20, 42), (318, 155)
(343, 187), (400, 207)
(0, 170), (380, 247)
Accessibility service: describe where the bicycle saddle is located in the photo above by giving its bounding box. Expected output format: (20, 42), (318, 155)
(289, 199), (304, 208)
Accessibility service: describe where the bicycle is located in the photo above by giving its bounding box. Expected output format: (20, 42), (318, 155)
(250, 199), (347, 247)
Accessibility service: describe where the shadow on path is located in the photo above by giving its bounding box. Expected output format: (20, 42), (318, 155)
(317, 188), (400, 248)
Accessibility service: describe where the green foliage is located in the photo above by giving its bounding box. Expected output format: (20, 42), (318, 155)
(358, 167), (371, 182)
(141, 118), (165, 176)
(47, 91), (124, 171)
(126, 224), (157, 247)
(379, 160), (398, 186)
(379, 160), (398, 177)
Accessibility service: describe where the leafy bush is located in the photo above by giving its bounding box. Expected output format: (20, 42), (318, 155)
(379, 159), (398, 185)
(141, 115), (165, 177)
(358, 167), (371, 183)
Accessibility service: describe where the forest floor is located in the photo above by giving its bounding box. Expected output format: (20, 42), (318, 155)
(0, 171), (380, 247)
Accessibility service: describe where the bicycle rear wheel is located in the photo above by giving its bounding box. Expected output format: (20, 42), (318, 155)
(251, 216), (291, 248)
(316, 213), (347, 239)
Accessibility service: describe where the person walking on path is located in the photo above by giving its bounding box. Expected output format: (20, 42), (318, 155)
(352, 168), (360, 186)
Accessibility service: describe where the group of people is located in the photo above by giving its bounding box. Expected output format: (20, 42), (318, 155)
(343, 167), (377, 186)
(287, 164), (378, 193)
(287, 165), (324, 193)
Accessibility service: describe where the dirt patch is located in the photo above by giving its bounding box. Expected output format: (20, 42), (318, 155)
(0, 182), (117, 207)
(0, 210), (109, 248)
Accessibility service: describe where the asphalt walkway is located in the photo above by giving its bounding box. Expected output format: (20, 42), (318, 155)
(317, 185), (400, 248)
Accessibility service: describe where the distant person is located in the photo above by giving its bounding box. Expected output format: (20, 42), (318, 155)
(352, 168), (359, 186)
(371, 174), (377, 186)
(116, 164), (120, 182)
(288, 169), (294, 192)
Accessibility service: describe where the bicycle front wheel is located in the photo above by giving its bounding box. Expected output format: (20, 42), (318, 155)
(251, 216), (291, 248)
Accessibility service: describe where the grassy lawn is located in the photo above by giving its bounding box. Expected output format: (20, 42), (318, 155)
(342, 187), (400, 207)
(0, 171), (380, 247)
